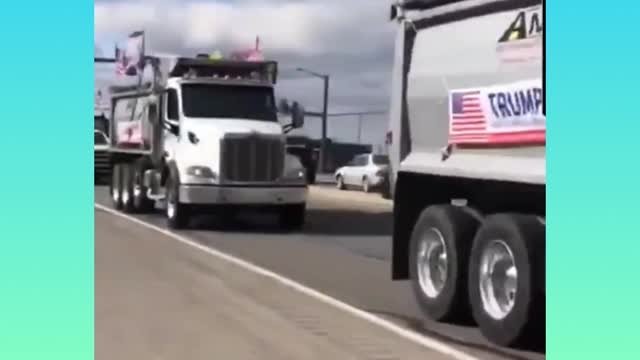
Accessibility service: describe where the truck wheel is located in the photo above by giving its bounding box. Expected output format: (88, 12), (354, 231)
(468, 214), (545, 348)
(307, 169), (316, 184)
(121, 163), (135, 213)
(132, 159), (154, 213)
(166, 169), (189, 229)
(362, 176), (371, 193)
(336, 175), (345, 190)
(278, 204), (306, 231)
(409, 205), (480, 322)
(110, 163), (123, 210)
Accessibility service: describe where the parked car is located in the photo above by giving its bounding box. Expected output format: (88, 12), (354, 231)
(334, 153), (390, 193)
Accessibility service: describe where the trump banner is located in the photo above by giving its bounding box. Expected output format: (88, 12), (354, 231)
(448, 78), (545, 145)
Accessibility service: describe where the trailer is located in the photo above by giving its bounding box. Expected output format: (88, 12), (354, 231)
(107, 55), (309, 230)
(387, 0), (544, 348)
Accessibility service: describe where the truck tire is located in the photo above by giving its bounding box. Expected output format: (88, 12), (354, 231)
(132, 159), (155, 213)
(121, 163), (135, 213)
(409, 205), (480, 322)
(110, 163), (123, 210)
(166, 166), (190, 229)
(278, 204), (306, 231)
(468, 214), (545, 348)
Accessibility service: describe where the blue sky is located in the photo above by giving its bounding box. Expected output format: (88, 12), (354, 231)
(94, 0), (395, 145)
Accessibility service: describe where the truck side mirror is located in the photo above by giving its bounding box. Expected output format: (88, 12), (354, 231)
(291, 101), (305, 129)
(278, 98), (291, 114)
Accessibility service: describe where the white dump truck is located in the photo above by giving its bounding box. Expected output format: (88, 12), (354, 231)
(387, 0), (544, 348)
(107, 56), (309, 230)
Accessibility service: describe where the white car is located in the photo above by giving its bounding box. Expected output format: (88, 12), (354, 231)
(334, 153), (390, 193)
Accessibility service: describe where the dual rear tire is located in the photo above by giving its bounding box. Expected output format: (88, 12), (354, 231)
(112, 161), (307, 232)
(409, 205), (545, 348)
(110, 160), (155, 214)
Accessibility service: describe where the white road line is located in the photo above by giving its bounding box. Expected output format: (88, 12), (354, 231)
(94, 203), (479, 360)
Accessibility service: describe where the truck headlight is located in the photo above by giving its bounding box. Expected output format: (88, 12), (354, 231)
(186, 166), (216, 179)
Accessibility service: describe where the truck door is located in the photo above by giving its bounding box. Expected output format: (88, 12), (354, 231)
(163, 89), (180, 161)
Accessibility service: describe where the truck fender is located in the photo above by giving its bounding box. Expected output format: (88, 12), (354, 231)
(161, 160), (178, 186)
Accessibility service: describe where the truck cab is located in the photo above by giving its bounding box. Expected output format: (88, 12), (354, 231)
(108, 57), (308, 230)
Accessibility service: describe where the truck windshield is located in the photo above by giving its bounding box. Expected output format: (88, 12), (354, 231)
(181, 83), (277, 121)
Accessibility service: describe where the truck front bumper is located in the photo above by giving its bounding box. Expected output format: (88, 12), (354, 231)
(179, 184), (308, 206)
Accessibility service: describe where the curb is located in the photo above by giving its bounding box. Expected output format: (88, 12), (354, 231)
(309, 186), (393, 207)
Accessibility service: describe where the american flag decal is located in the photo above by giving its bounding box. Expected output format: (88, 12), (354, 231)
(449, 90), (489, 143)
(448, 80), (545, 146)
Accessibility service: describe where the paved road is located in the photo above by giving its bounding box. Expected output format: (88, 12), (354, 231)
(96, 210), (463, 360)
(95, 186), (544, 360)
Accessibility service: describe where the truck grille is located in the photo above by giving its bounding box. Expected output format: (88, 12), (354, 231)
(220, 135), (284, 182)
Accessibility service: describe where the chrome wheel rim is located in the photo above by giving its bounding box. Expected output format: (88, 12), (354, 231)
(479, 240), (517, 320)
(122, 186), (130, 205)
(167, 186), (176, 219)
(111, 172), (120, 203)
(417, 228), (448, 298)
(133, 183), (142, 199)
(167, 201), (175, 219)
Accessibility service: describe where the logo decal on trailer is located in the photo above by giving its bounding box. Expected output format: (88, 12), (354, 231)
(496, 5), (543, 64)
(498, 6), (543, 43)
(448, 79), (545, 146)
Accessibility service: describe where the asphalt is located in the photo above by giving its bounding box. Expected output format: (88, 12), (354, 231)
(94, 186), (545, 360)
(96, 210), (462, 360)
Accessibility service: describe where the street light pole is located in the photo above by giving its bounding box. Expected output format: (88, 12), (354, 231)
(320, 74), (329, 172)
(357, 114), (363, 144)
(297, 67), (330, 173)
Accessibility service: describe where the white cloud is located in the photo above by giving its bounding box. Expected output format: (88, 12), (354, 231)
(94, 0), (393, 56)
(94, 0), (396, 145)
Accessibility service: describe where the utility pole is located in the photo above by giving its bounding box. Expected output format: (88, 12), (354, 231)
(320, 74), (329, 172)
(357, 114), (363, 144)
(297, 67), (330, 173)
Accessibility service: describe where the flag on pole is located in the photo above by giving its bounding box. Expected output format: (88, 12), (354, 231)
(126, 30), (145, 75)
(115, 30), (145, 76)
(115, 45), (126, 75)
(230, 36), (264, 62)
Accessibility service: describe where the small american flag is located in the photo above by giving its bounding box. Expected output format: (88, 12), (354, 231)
(115, 46), (126, 75)
(449, 90), (489, 143)
(230, 36), (264, 62)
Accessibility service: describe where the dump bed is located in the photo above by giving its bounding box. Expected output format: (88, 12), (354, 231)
(104, 80), (156, 154)
(390, 0), (544, 185)
(107, 57), (280, 155)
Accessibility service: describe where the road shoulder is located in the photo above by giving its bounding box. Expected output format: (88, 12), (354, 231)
(95, 208), (473, 360)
